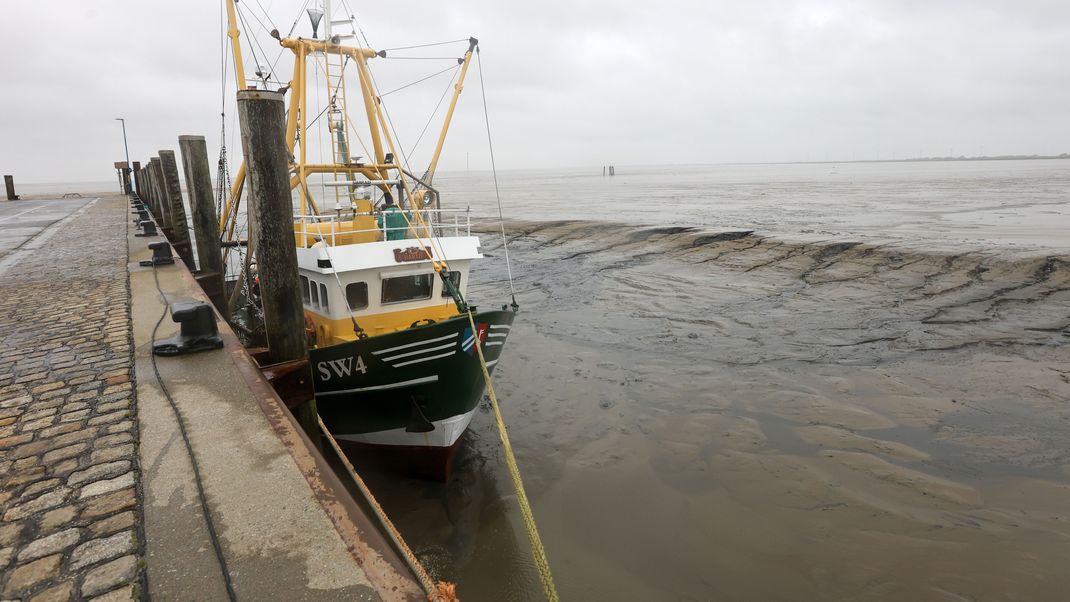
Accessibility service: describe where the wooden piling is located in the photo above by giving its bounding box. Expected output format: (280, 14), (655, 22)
(132, 161), (142, 199)
(140, 168), (152, 210)
(152, 158), (173, 237)
(149, 157), (168, 226)
(178, 135), (226, 310)
(236, 89), (318, 444)
(159, 150), (195, 267)
(141, 164), (152, 210)
(4, 175), (18, 201)
(119, 162), (132, 195)
(137, 169), (147, 205)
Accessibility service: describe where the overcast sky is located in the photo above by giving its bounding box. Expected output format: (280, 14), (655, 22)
(1, 0), (1068, 183)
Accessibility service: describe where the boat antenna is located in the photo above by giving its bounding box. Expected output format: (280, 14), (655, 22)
(476, 45), (518, 311)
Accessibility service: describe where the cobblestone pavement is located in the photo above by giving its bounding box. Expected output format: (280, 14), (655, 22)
(1, 195), (142, 600)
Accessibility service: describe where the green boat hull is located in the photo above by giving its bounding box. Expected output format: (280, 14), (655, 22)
(310, 309), (515, 458)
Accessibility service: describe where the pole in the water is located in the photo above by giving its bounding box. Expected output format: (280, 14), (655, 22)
(4, 175), (19, 200)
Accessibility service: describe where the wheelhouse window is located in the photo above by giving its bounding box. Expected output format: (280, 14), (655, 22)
(319, 283), (329, 311)
(440, 271), (461, 298)
(382, 274), (433, 304)
(310, 281), (320, 306)
(346, 282), (368, 310)
(300, 276), (310, 304)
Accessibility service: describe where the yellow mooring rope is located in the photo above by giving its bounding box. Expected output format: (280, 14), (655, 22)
(464, 309), (560, 601)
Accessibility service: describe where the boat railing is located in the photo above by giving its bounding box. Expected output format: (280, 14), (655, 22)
(292, 208), (471, 246)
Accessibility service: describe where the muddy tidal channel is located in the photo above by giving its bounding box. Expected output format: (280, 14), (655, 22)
(360, 221), (1070, 601)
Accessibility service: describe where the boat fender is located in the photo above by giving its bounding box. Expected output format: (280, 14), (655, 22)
(410, 318), (436, 328)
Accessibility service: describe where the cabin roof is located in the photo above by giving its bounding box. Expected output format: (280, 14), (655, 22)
(295, 236), (482, 275)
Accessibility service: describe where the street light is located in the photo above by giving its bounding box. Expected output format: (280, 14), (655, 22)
(115, 118), (132, 194)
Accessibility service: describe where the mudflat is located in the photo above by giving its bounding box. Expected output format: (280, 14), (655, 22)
(366, 217), (1069, 601)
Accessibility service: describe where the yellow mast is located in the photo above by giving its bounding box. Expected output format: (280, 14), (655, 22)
(219, 0), (474, 248)
(225, 0), (246, 89)
(424, 38), (478, 185)
(219, 0), (247, 235)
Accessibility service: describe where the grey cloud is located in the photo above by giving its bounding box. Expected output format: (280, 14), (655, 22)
(1, 0), (1067, 182)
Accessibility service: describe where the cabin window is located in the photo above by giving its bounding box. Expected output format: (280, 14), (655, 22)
(440, 271), (461, 297)
(346, 282), (369, 310)
(300, 276), (310, 304)
(320, 283), (329, 311)
(310, 281), (320, 306)
(382, 274), (433, 304)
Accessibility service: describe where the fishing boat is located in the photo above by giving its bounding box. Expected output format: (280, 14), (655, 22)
(220, 1), (517, 479)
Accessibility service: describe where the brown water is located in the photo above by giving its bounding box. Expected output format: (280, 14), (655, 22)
(350, 160), (1070, 601)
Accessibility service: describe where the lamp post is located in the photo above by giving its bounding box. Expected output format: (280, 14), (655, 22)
(115, 118), (132, 194)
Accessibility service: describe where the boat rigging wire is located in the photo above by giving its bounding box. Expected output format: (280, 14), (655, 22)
(313, 234), (367, 338)
(380, 39), (469, 52)
(234, 4), (274, 87)
(266, 0), (310, 79)
(248, 0), (279, 33)
(382, 56), (463, 61)
(150, 263), (239, 602)
(409, 67), (461, 163)
(476, 46), (518, 307)
(379, 64), (459, 98)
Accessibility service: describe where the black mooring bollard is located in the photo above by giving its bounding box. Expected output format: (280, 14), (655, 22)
(139, 241), (174, 266)
(152, 301), (224, 356)
(136, 221), (159, 237)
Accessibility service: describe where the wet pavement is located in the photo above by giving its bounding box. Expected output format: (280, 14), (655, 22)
(0, 195), (142, 600)
(0, 198), (92, 261)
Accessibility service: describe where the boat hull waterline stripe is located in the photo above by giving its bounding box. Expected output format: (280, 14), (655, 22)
(316, 375), (440, 397)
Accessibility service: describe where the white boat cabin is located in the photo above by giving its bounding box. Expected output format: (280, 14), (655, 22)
(295, 236), (482, 345)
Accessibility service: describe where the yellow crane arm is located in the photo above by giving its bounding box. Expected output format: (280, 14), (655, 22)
(423, 37), (478, 185)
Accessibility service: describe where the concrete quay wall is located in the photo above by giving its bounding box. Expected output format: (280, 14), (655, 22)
(1, 195), (424, 601)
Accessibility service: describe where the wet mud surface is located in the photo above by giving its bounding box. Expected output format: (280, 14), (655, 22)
(361, 220), (1070, 601)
